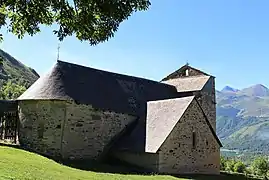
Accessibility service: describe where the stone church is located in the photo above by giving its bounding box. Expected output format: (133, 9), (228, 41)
(17, 60), (222, 174)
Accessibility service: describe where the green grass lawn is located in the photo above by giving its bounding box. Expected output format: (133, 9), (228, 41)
(0, 145), (261, 180)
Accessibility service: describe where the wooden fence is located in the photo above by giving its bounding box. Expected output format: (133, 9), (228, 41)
(0, 100), (18, 144)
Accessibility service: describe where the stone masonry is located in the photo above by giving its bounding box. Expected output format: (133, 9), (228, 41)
(195, 77), (217, 132)
(18, 100), (136, 160)
(112, 98), (220, 174)
(18, 100), (65, 158)
(61, 101), (136, 160)
(158, 99), (220, 174)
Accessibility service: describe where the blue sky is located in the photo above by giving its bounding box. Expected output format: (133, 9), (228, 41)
(1, 0), (269, 90)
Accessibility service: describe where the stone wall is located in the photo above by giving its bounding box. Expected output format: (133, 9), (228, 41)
(158, 99), (220, 174)
(18, 100), (65, 158)
(62, 101), (136, 160)
(18, 100), (136, 160)
(196, 77), (216, 132)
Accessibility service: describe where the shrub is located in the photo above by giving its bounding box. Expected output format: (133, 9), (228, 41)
(220, 156), (227, 171)
(225, 159), (236, 172)
(251, 157), (269, 176)
(0, 80), (26, 99)
(234, 161), (246, 173)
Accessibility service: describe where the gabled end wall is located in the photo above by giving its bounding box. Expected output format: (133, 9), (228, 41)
(157, 98), (220, 174)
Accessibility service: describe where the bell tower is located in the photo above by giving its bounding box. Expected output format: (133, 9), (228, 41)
(161, 64), (217, 132)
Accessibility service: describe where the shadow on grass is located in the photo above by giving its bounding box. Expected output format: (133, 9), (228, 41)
(0, 142), (20, 148)
(0, 143), (262, 180)
(174, 172), (262, 180)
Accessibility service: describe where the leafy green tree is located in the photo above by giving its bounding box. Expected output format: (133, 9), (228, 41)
(0, 81), (26, 99)
(234, 161), (246, 173)
(251, 157), (269, 176)
(0, 0), (150, 45)
(225, 159), (236, 172)
(220, 156), (227, 171)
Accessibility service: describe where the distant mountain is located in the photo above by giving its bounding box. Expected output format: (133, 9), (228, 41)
(216, 84), (269, 153)
(0, 49), (39, 88)
(239, 84), (269, 97)
(221, 86), (239, 93)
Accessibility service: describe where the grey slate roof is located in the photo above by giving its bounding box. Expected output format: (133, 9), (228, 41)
(145, 96), (195, 153)
(18, 60), (178, 115)
(162, 76), (210, 92)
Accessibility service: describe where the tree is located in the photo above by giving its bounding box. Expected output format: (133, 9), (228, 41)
(225, 159), (236, 172)
(0, 0), (151, 45)
(220, 156), (227, 171)
(251, 157), (269, 176)
(0, 81), (26, 100)
(234, 161), (246, 173)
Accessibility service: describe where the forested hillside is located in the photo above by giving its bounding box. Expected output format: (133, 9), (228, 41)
(0, 49), (39, 99)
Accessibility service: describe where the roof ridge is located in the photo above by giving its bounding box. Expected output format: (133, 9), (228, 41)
(57, 60), (171, 86)
(161, 64), (214, 81)
(147, 95), (195, 103)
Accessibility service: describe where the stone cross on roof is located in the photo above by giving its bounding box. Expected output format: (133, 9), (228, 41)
(185, 60), (189, 66)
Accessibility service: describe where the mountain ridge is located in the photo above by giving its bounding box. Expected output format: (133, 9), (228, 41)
(217, 83), (269, 153)
(221, 86), (239, 93)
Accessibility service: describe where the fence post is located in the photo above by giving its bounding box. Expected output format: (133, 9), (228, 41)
(2, 114), (5, 140)
(13, 112), (16, 144)
(0, 116), (2, 140)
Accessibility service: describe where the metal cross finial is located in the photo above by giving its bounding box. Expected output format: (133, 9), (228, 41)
(186, 60), (189, 66)
(57, 43), (60, 61)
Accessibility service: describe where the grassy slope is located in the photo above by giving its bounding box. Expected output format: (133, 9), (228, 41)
(0, 146), (182, 180)
(0, 146), (260, 180)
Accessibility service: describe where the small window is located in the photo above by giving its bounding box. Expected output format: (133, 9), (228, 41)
(186, 69), (189, 76)
(192, 131), (196, 149)
(37, 122), (44, 139)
